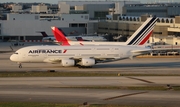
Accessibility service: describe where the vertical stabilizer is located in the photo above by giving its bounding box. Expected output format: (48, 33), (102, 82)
(40, 32), (49, 37)
(51, 27), (70, 46)
(125, 17), (158, 45)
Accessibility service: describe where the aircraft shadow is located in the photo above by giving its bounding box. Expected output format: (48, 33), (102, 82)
(93, 61), (180, 69)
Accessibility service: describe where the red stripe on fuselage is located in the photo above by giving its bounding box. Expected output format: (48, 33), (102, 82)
(63, 49), (67, 53)
(139, 30), (153, 45)
(80, 43), (84, 46)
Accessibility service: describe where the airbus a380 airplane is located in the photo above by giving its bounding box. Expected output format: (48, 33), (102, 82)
(9, 17), (157, 68)
(52, 17), (158, 46)
(10, 45), (151, 68)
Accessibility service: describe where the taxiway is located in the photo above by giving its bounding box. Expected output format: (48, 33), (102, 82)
(1, 42), (180, 106)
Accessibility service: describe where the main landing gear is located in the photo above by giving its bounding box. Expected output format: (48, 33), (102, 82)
(78, 66), (93, 68)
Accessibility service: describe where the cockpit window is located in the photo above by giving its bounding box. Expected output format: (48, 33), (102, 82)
(14, 52), (18, 54)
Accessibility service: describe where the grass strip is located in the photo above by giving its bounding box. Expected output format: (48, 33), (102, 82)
(0, 102), (167, 107)
(0, 102), (78, 107)
(51, 86), (180, 91)
(0, 71), (180, 77)
(0, 71), (115, 77)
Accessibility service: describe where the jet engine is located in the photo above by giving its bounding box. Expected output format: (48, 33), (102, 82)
(78, 58), (95, 67)
(61, 59), (75, 67)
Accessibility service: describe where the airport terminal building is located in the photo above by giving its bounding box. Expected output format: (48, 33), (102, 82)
(98, 2), (180, 45)
(1, 1), (180, 45)
(0, 0), (139, 41)
(98, 15), (180, 45)
(0, 13), (92, 41)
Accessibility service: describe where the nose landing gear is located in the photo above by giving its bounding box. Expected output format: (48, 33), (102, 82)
(18, 62), (22, 68)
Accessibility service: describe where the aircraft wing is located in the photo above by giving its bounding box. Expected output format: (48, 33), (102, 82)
(0, 51), (14, 53)
(131, 49), (152, 54)
(43, 57), (80, 63)
(43, 57), (119, 64)
(43, 58), (63, 63)
(0, 46), (14, 53)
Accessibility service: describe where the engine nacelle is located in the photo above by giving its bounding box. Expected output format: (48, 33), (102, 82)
(61, 59), (75, 67)
(79, 58), (95, 66)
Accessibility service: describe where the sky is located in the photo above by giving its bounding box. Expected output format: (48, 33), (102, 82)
(0, 0), (180, 4)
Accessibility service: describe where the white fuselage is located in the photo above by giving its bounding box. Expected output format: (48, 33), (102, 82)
(10, 45), (150, 65)
(67, 41), (126, 46)
(67, 36), (107, 41)
(42, 36), (107, 42)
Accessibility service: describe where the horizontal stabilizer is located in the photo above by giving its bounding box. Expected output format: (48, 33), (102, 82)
(131, 49), (151, 54)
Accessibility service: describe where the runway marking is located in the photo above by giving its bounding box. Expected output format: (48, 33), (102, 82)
(103, 91), (148, 100)
(127, 77), (154, 83)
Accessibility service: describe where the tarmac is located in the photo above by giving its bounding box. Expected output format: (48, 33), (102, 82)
(1, 52), (180, 75)
(0, 77), (180, 106)
(1, 42), (180, 106)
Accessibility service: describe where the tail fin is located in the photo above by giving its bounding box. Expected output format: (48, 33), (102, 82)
(51, 27), (70, 46)
(76, 37), (84, 41)
(125, 17), (158, 45)
(40, 32), (49, 37)
(75, 37), (90, 41)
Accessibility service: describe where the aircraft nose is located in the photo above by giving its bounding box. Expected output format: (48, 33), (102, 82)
(10, 54), (17, 62)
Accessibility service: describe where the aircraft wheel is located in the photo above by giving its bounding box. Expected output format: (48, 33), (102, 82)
(78, 66), (82, 68)
(78, 66), (92, 68)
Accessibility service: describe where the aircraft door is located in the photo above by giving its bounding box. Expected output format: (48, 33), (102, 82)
(22, 53), (26, 59)
(44, 52), (48, 59)
(111, 47), (114, 52)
